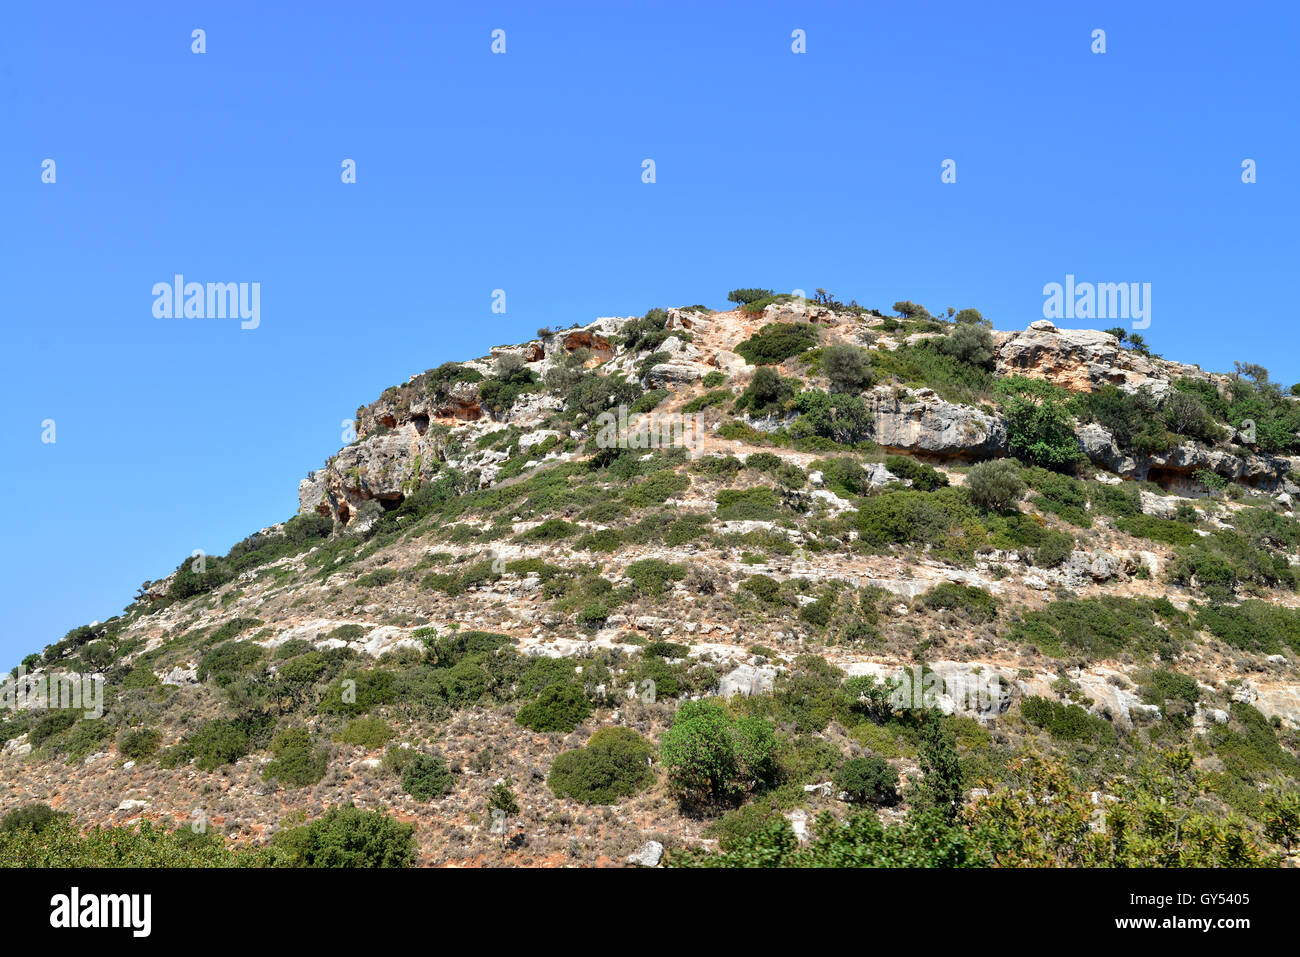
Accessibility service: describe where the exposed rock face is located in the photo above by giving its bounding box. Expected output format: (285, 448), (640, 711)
(718, 663), (779, 698)
(995, 320), (1214, 397)
(865, 387), (1007, 459)
(1078, 422), (1291, 490)
(561, 330), (613, 361)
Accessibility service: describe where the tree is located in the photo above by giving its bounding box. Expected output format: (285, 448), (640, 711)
(964, 459), (1026, 511)
(892, 300), (933, 321)
(939, 323), (995, 368)
(736, 366), (793, 414)
(953, 308), (986, 325)
(488, 779), (521, 849)
(914, 712), (964, 823)
(1003, 394), (1079, 471)
(822, 344), (873, 394)
(1261, 787), (1300, 851)
(727, 288), (774, 306)
(660, 700), (777, 808)
(834, 757), (899, 806)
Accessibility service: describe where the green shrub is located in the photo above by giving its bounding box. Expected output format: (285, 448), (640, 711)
(1020, 696), (1113, 743)
(1025, 467), (1090, 525)
(735, 323), (819, 365)
(355, 567), (401, 587)
(262, 726), (329, 787)
(626, 558), (688, 596)
(735, 367), (795, 413)
(0, 803), (68, 834)
(834, 756), (899, 805)
(965, 459), (1026, 511)
(727, 288), (775, 306)
(338, 716), (394, 749)
(1009, 597), (1178, 661)
(1002, 392), (1079, 471)
(822, 344), (874, 394)
(548, 727), (655, 804)
(716, 487), (781, 521)
(885, 455), (949, 492)
(28, 710), (77, 748)
(1033, 529), (1075, 568)
(272, 805), (416, 867)
(160, 714), (271, 771)
(117, 728), (161, 761)
(660, 700), (778, 805)
(938, 323), (995, 368)
(516, 683), (592, 733)
(401, 753), (456, 801)
(681, 389), (733, 413)
(1195, 601), (1300, 656)
(1114, 514), (1198, 546)
(197, 641), (265, 687)
(921, 582), (997, 621)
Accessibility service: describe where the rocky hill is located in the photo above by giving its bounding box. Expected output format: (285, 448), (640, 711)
(5, 292), (1300, 867)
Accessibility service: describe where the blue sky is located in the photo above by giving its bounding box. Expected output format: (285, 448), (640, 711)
(2, 0), (1297, 667)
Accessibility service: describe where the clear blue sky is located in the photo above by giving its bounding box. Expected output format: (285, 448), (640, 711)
(2, 1), (1297, 668)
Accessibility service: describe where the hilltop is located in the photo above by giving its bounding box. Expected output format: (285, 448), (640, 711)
(5, 290), (1300, 867)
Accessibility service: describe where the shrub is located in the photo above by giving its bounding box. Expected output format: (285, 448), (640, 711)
(548, 727), (656, 804)
(1195, 601), (1300, 656)
(735, 323), (819, 365)
(1033, 529), (1075, 568)
(516, 683), (592, 733)
(1, 803), (68, 834)
(272, 805), (416, 868)
(964, 459), (1026, 511)
(1008, 597), (1178, 661)
(401, 753), (456, 801)
(834, 756), (899, 805)
(1003, 394), (1079, 471)
(160, 714), (271, 771)
(197, 641), (264, 687)
(716, 487), (781, 521)
(117, 728), (161, 761)
(626, 558), (687, 596)
(921, 582), (997, 622)
(263, 726), (329, 787)
(660, 700), (778, 805)
(28, 710), (77, 748)
(1025, 467), (1090, 526)
(938, 323), (995, 368)
(791, 390), (873, 445)
(1020, 697), (1113, 743)
(702, 371), (727, 388)
(1071, 386), (1175, 457)
(355, 567), (401, 587)
(854, 489), (968, 548)
(735, 367), (794, 413)
(885, 455), (949, 491)
(822, 344), (874, 394)
(338, 716), (394, 749)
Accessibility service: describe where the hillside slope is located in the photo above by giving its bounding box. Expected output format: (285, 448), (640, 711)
(5, 293), (1300, 867)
